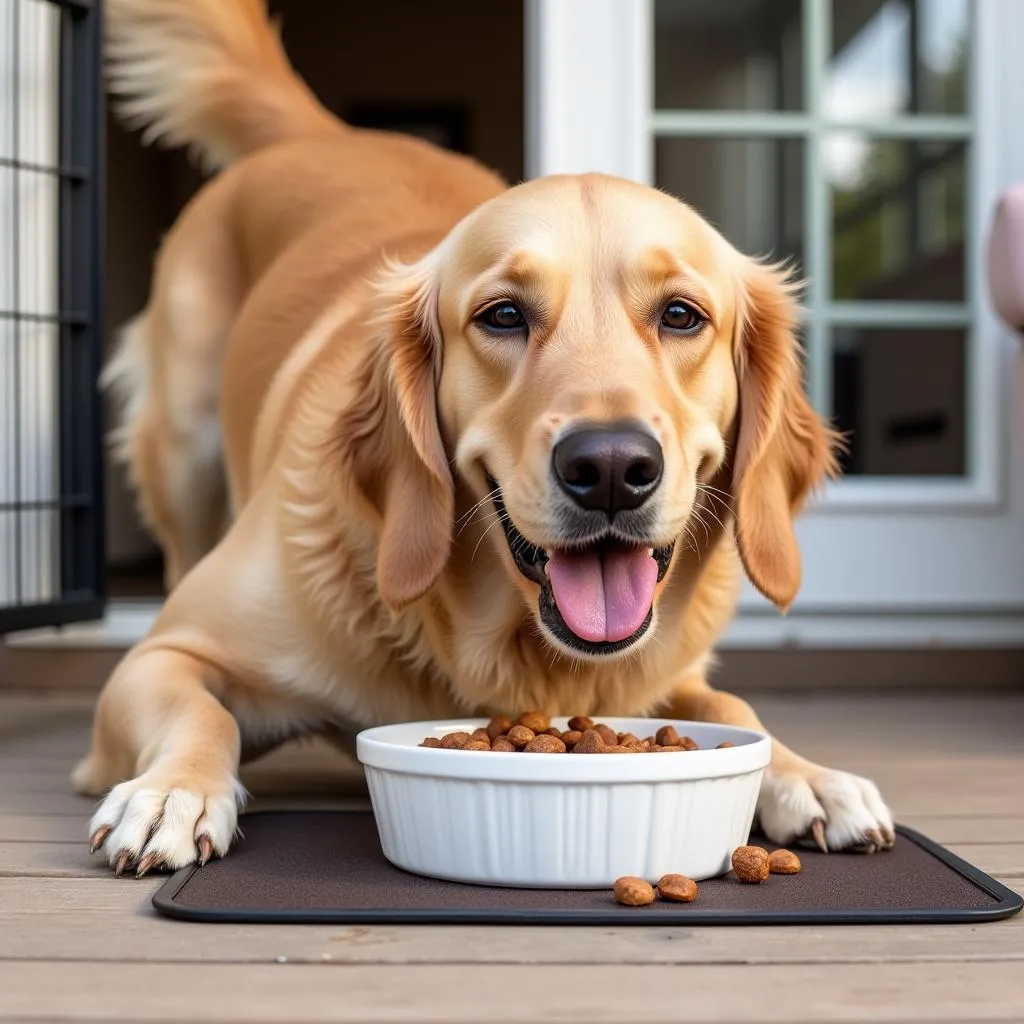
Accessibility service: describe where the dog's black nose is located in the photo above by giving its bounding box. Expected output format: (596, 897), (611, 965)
(552, 426), (664, 514)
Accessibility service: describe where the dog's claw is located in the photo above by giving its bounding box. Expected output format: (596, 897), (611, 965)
(114, 850), (132, 877)
(197, 834), (213, 866)
(811, 818), (828, 853)
(135, 853), (157, 878)
(89, 826), (111, 855)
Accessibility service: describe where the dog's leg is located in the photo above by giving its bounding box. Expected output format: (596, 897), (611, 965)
(71, 646), (244, 876)
(664, 679), (895, 853)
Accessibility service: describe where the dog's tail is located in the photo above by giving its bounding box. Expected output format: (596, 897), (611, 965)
(106, 0), (341, 170)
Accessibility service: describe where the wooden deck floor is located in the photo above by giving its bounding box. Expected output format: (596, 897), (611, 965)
(0, 687), (1022, 1022)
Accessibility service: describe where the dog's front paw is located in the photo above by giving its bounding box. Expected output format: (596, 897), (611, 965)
(87, 768), (245, 876)
(757, 761), (895, 853)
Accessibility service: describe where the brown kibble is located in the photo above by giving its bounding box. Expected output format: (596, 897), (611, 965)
(614, 876), (656, 906)
(420, 716), (713, 754)
(656, 873), (698, 902)
(523, 734), (567, 753)
(517, 710), (550, 733)
(506, 724), (536, 749)
(567, 716), (594, 732)
(732, 845), (770, 883)
(487, 715), (513, 740)
(571, 729), (606, 753)
(655, 725), (680, 746)
(768, 849), (802, 875)
(716, 741), (734, 749)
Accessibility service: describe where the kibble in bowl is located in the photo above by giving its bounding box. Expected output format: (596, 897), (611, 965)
(356, 716), (771, 888)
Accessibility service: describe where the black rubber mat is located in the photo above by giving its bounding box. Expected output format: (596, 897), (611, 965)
(153, 810), (1022, 925)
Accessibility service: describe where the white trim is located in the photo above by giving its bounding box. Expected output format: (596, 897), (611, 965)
(722, 611), (1024, 649)
(652, 111), (972, 141)
(825, 301), (971, 328)
(525, 0), (651, 181)
(817, 475), (999, 511)
(7, 600), (1023, 652)
(803, 0), (830, 415)
(5, 600), (160, 648)
(966, 0), (1015, 513)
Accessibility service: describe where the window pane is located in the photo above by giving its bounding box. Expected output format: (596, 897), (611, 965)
(656, 138), (805, 268)
(828, 136), (966, 301)
(827, 0), (970, 119)
(654, 0), (803, 110)
(831, 326), (965, 476)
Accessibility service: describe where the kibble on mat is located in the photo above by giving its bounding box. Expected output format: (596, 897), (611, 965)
(656, 873), (699, 902)
(732, 845), (770, 883)
(768, 849), (802, 874)
(614, 877), (656, 906)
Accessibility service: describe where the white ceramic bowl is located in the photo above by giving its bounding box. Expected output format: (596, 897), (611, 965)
(356, 717), (770, 888)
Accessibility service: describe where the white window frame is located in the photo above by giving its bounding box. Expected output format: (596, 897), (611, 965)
(526, 0), (1024, 641)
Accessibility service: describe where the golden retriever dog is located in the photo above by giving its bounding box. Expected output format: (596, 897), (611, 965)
(77, 0), (894, 875)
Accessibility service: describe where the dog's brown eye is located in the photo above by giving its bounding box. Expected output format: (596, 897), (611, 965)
(661, 301), (704, 334)
(480, 302), (526, 332)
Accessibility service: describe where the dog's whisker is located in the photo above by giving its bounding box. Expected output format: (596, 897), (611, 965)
(456, 488), (501, 532)
(470, 513), (509, 562)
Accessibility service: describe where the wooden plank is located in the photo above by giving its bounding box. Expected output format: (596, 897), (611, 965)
(0, 877), (1021, 967)
(900, 816), (1024, 845)
(0, 816), (85, 843)
(0, 791), (98, 817)
(2, 961), (1023, 1022)
(0, 799), (370, 843)
(946, 844), (1024, 878)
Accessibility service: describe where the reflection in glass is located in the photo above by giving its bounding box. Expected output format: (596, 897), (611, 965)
(828, 137), (965, 301)
(827, 0), (969, 119)
(654, 0), (803, 110)
(656, 138), (804, 268)
(831, 327), (965, 476)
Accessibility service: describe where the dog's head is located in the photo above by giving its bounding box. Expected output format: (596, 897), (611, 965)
(369, 174), (838, 658)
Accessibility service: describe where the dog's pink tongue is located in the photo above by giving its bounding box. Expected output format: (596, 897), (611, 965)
(547, 546), (658, 644)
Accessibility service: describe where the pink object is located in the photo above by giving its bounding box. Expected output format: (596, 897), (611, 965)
(547, 546), (658, 644)
(987, 183), (1024, 333)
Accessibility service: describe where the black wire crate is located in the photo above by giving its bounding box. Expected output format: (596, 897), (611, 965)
(0, 0), (104, 634)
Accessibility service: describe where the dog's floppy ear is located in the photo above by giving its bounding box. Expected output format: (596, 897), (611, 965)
(349, 252), (454, 610)
(731, 260), (840, 610)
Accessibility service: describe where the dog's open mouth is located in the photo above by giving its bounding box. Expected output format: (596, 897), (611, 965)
(491, 486), (675, 656)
